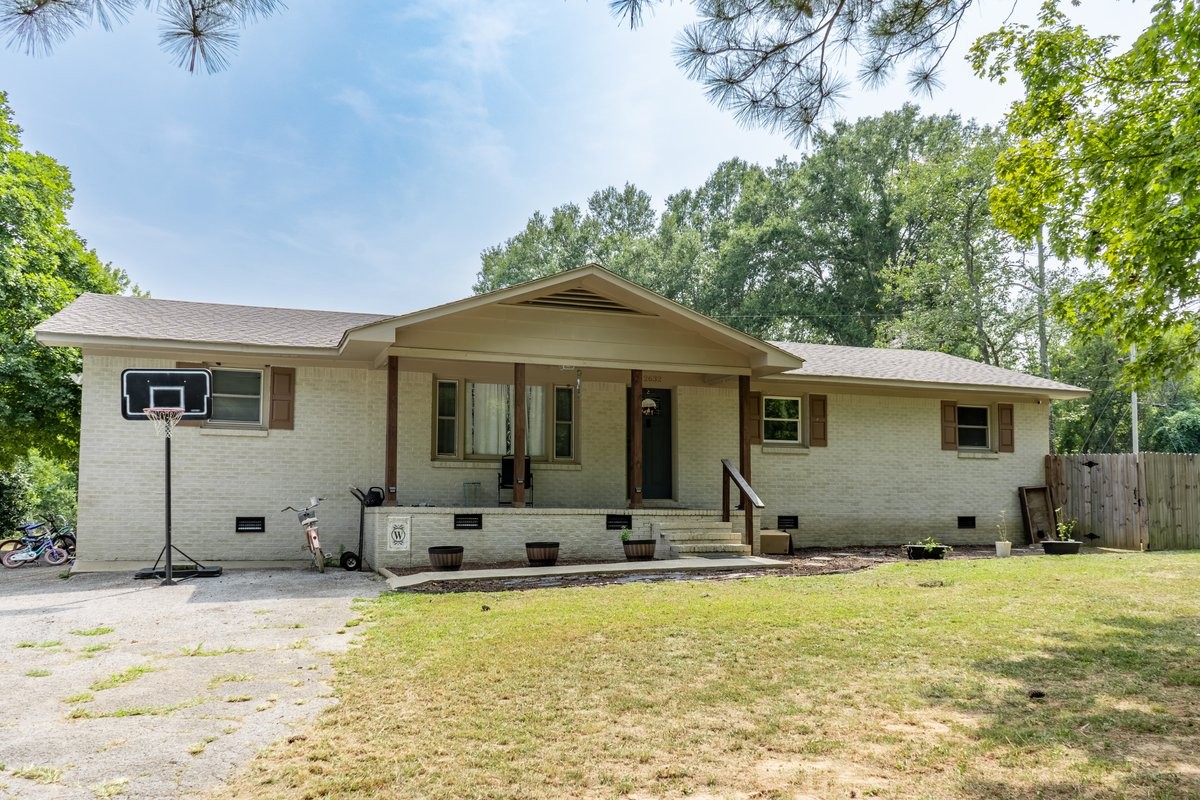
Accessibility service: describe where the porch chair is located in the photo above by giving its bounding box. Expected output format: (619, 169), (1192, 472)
(498, 455), (533, 506)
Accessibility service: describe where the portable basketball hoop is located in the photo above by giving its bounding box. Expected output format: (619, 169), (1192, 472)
(121, 369), (221, 585)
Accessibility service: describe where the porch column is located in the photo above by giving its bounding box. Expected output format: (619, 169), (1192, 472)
(512, 362), (527, 508)
(629, 369), (644, 509)
(385, 356), (398, 505)
(739, 375), (752, 485)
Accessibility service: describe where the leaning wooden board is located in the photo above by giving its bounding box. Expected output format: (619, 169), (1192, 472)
(1019, 485), (1058, 544)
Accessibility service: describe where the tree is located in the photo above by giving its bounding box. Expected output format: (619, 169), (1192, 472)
(1, 0), (280, 73)
(877, 122), (1049, 369)
(972, 0), (1200, 387)
(614, 0), (977, 142)
(0, 91), (131, 467)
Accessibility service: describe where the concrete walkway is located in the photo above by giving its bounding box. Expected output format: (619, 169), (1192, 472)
(380, 555), (787, 590)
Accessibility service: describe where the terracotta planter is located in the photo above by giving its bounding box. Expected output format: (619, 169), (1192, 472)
(428, 545), (464, 571)
(904, 544), (948, 560)
(622, 539), (656, 561)
(525, 541), (560, 567)
(1042, 540), (1082, 555)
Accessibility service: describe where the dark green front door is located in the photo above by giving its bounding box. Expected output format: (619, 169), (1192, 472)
(629, 388), (673, 500)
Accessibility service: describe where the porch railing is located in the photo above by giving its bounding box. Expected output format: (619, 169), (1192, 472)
(721, 458), (765, 548)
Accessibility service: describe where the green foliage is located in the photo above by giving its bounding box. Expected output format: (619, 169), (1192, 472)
(0, 462), (33, 532)
(972, 0), (1200, 387)
(0, 92), (130, 469)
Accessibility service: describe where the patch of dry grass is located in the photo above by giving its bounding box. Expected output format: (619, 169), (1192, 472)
(218, 551), (1200, 799)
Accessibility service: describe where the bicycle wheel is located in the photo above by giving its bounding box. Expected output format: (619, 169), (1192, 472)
(312, 546), (325, 573)
(1, 548), (30, 568)
(53, 535), (76, 556)
(0, 538), (21, 553)
(42, 546), (69, 566)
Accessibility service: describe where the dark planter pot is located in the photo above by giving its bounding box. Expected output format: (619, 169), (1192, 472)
(428, 545), (464, 571)
(622, 539), (656, 561)
(525, 541), (560, 567)
(1042, 540), (1082, 555)
(904, 544), (949, 560)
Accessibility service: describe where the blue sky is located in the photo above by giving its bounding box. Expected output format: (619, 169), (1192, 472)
(0, 1), (1149, 314)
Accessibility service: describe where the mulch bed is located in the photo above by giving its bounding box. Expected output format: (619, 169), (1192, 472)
(395, 544), (1044, 594)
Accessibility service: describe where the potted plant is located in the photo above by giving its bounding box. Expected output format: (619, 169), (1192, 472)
(525, 541), (560, 567)
(903, 536), (952, 560)
(995, 512), (1012, 558)
(428, 545), (464, 571)
(620, 528), (656, 561)
(1042, 510), (1082, 555)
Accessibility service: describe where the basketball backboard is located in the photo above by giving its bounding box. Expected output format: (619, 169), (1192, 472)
(121, 369), (213, 420)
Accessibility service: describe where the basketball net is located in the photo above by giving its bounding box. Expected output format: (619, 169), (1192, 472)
(144, 407), (185, 438)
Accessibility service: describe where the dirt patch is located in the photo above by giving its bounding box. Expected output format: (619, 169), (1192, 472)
(399, 545), (1045, 594)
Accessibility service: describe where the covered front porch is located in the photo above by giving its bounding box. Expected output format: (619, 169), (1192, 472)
(364, 505), (760, 569)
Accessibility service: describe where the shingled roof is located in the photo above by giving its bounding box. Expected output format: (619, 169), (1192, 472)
(35, 293), (392, 350)
(770, 342), (1085, 396)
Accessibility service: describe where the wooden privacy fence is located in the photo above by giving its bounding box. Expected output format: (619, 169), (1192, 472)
(1045, 453), (1200, 551)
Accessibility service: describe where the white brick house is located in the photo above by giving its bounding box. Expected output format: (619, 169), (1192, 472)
(35, 265), (1086, 569)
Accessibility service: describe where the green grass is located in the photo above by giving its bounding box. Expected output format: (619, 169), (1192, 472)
(15, 640), (61, 649)
(10, 766), (61, 784)
(69, 698), (202, 719)
(69, 626), (114, 637)
(24, 669), (50, 678)
(208, 673), (252, 689)
(179, 643), (253, 657)
(218, 552), (1200, 800)
(89, 666), (155, 692)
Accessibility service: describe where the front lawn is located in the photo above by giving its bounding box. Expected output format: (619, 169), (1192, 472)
(224, 552), (1200, 799)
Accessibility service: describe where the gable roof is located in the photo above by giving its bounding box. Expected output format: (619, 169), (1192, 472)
(770, 342), (1087, 399)
(35, 293), (391, 351)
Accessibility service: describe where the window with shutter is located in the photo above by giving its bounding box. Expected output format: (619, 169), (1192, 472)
(998, 403), (1015, 453)
(809, 395), (827, 447)
(940, 400), (958, 450)
(748, 392), (762, 445)
(268, 367), (295, 430)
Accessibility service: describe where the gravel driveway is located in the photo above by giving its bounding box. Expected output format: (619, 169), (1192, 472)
(0, 565), (386, 799)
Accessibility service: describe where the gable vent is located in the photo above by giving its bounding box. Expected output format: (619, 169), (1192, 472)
(518, 288), (642, 314)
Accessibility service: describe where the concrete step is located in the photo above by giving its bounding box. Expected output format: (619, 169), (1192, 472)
(665, 530), (742, 543)
(673, 542), (753, 555)
(657, 521), (734, 533)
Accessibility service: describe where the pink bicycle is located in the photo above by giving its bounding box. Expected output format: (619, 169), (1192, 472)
(282, 497), (325, 572)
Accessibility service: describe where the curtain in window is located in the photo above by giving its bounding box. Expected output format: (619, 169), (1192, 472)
(466, 384), (544, 456)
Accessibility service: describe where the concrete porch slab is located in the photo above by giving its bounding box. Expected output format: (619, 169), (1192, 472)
(379, 555), (787, 591)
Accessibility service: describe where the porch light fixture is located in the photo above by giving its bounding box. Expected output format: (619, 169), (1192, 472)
(641, 393), (658, 417)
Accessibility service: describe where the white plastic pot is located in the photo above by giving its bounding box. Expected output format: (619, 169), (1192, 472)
(995, 541), (1012, 558)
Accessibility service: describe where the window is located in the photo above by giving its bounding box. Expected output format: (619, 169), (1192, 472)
(211, 368), (262, 425)
(436, 381), (458, 457)
(956, 406), (990, 448)
(554, 386), (574, 459)
(763, 396), (801, 444)
(465, 383), (546, 457)
(436, 381), (577, 461)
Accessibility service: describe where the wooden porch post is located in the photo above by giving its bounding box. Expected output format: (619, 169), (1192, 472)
(630, 369), (644, 509)
(512, 363), (527, 508)
(739, 375), (754, 546)
(385, 356), (398, 505)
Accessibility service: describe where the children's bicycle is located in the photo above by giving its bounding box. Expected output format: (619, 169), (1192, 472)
(281, 497), (325, 572)
(1, 515), (76, 555)
(1, 530), (71, 568)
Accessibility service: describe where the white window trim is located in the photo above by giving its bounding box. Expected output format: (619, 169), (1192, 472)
(552, 384), (577, 462)
(956, 404), (991, 450)
(208, 367), (264, 427)
(435, 380), (460, 458)
(763, 395), (803, 445)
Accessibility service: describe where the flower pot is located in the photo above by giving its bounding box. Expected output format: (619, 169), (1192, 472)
(622, 539), (656, 561)
(525, 541), (560, 567)
(1042, 540), (1082, 555)
(904, 544), (948, 560)
(995, 541), (1012, 558)
(428, 545), (464, 571)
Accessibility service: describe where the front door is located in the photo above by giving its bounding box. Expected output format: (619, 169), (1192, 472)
(628, 388), (673, 500)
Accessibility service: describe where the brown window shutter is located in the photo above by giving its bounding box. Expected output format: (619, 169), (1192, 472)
(175, 362), (204, 427)
(940, 400), (958, 450)
(269, 367), (296, 430)
(809, 394), (828, 447)
(748, 392), (762, 444)
(998, 403), (1015, 453)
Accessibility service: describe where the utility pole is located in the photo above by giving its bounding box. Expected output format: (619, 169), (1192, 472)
(1036, 228), (1054, 451)
(1131, 343), (1139, 454)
